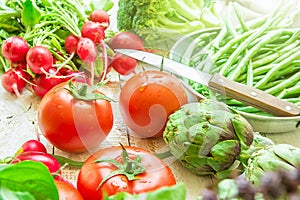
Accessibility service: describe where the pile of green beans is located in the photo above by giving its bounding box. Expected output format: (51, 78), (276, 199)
(183, 1), (300, 116)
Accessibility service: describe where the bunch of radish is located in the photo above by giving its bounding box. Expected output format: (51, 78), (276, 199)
(0, 8), (146, 98)
(0, 10), (113, 98)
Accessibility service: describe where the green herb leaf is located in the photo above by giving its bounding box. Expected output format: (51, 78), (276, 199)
(21, 0), (41, 27)
(106, 183), (186, 200)
(0, 161), (59, 200)
(0, 186), (35, 200)
(89, 0), (114, 12)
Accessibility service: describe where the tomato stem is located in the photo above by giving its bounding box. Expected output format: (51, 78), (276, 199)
(94, 143), (146, 190)
(64, 80), (114, 102)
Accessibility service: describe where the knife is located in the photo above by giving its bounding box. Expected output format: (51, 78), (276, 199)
(115, 49), (300, 117)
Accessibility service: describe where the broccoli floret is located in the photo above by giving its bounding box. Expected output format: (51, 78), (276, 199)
(117, 0), (219, 48)
(116, 0), (137, 31)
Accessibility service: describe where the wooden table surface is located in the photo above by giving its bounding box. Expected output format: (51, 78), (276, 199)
(0, 68), (300, 199)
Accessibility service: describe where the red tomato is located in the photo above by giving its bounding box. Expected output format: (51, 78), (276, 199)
(38, 81), (114, 153)
(77, 146), (176, 200)
(119, 70), (188, 138)
(55, 180), (84, 200)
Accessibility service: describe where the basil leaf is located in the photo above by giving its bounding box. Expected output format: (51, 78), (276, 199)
(107, 183), (186, 200)
(0, 186), (35, 200)
(21, 0), (41, 27)
(0, 161), (59, 200)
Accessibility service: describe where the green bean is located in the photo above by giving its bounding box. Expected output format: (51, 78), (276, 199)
(218, 1), (287, 76)
(232, 2), (249, 32)
(283, 97), (300, 104)
(254, 45), (300, 89)
(211, 30), (254, 62)
(277, 84), (300, 98)
(246, 56), (253, 87)
(251, 42), (300, 68)
(265, 70), (300, 95)
(259, 80), (283, 90)
(229, 29), (295, 80)
(231, 106), (261, 113)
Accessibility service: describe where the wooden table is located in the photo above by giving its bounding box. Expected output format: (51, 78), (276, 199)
(1, 69), (299, 200)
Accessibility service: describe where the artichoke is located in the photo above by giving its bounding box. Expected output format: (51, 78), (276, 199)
(239, 132), (275, 165)
(245, 144), (300, 186)
(163, 99), (254, 178)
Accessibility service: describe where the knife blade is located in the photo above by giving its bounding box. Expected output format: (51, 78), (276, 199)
(115, 49), (300, 117)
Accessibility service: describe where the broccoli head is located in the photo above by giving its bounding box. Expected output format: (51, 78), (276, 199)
(117, 0), (219, 49)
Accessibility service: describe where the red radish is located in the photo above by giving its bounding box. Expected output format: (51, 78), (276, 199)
(111, 53), (137, 75)
(65, 35), (79, 54)
(19, 139), (47, 154)
(1, 36), (30, 63)
(76, 37), (97, 63)
(108, 32), (144, 50)
(89, 10), (110, 29)
(81, 21), (105, 44)
(32, 67), (63, 98)
(11, 151), (61, 175)
(1, 68), (29, 94)
(26, 46), (53, 74)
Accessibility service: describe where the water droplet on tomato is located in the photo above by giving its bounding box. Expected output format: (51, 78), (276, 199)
(57, 105), (63, 109)
(139, 82), (148, 92)
(134, 149), (141, 152)
(111, 181), (120, 191)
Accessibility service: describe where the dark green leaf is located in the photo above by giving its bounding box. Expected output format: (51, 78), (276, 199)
(21, 0), (41, 27)
(0, 161), (59, 200)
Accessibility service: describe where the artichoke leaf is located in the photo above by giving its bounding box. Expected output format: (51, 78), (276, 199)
(256, 157), (295, 172)
(208, 140), (240, 171)
(207, 110), (236, 137)
(183, 155), (214, 175)
(232, 115), (254, 147)
(196, 123), (221, 156)
(186, 123), (207, 145)
(215, 160), (242, 179)
(182, 142), (201, 156)
(246, 165), (266, 185)
(272, 144), (300, 166)
(168, 140), (186, 159)
(199, 99), (231, 112)
(239, 133), (275, 165)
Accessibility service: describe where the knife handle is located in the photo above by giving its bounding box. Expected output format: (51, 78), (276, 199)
(208, 73), (300, 117)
